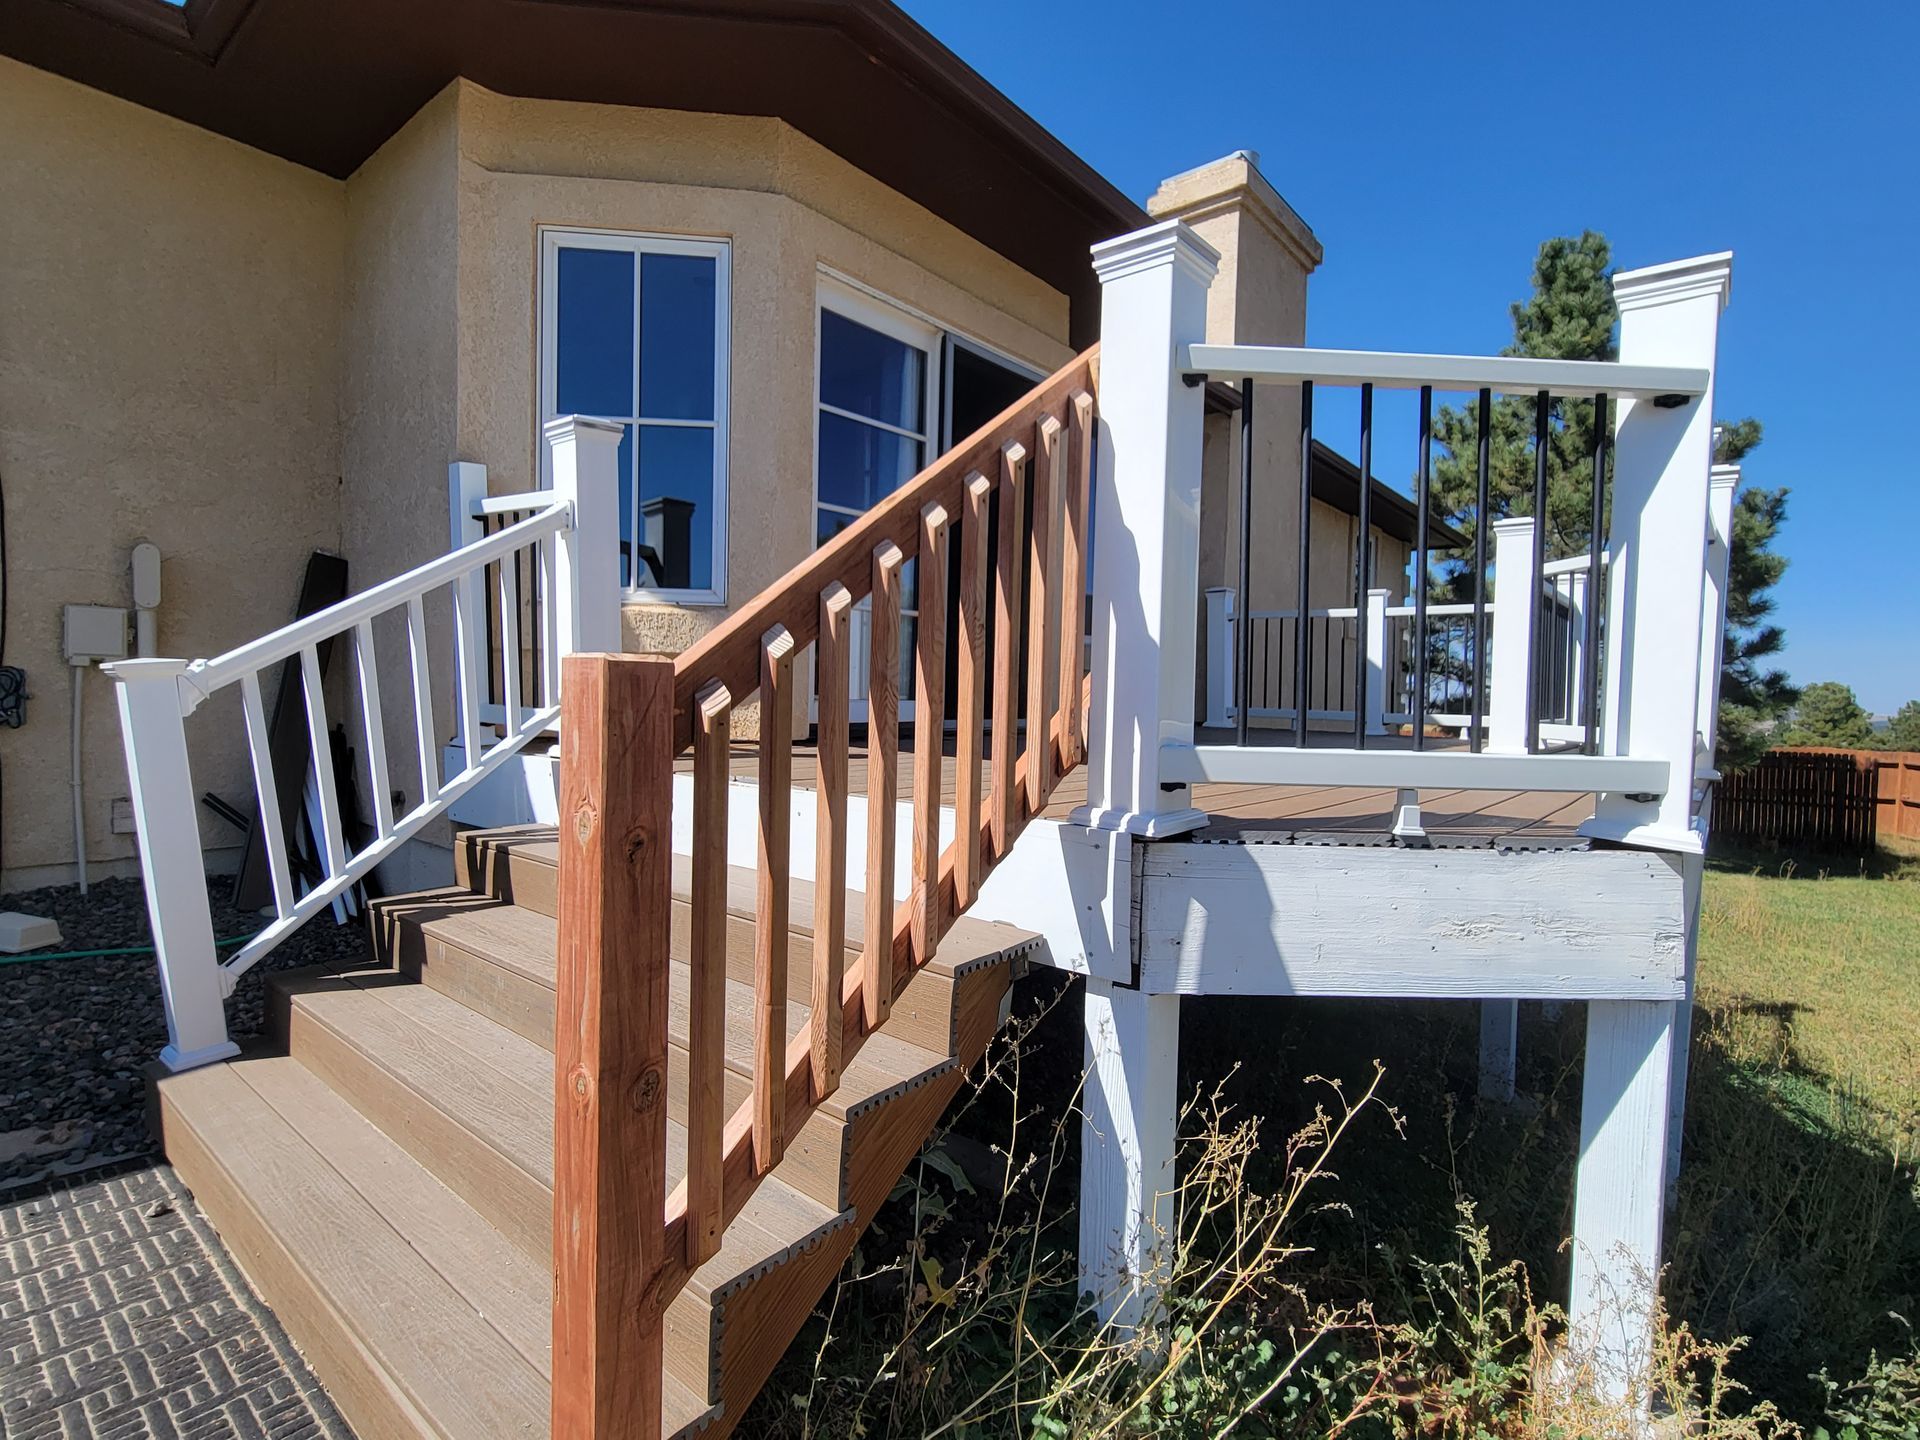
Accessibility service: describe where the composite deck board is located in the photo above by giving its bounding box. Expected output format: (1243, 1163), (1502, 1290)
(670, 740), (1595, 838)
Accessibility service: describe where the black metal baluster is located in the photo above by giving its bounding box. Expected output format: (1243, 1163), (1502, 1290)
(1413, 384), (1432, 749)
(1354, 382), (1374, 747)
(1468, 389), (1492, 753)
(1234, 377), (1255, 747)
(1526, 389), (1550, 754)
(1584, 392), (1609, 754)
(1293, 382), (1314, 747)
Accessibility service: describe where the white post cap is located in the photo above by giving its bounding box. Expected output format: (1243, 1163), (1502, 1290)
(1612, 252), (1733, 314)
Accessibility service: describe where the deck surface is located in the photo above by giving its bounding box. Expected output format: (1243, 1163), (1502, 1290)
(675, 736), (1594, 842)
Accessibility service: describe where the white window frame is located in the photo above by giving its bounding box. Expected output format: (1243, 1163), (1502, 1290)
(538, 226), (732, 606)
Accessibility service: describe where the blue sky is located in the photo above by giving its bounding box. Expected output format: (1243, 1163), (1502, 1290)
(905, 0), (1919, 715)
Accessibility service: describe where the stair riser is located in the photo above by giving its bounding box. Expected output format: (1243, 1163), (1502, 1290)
(158, 1088), (441, 1440)
(391, 921), (555, 1053)
(455, 841), (861, 1011)
(273, 990), (553, 1264)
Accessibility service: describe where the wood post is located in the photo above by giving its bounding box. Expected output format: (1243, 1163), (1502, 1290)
(687, 681), (732, 1268)
(953, 475), (993, 911)
(552, 653), (674, 1440)
(1027, 418), (1063, 810)
(755, 626), (797, 1173)
(1060, 391), (1094, 767)
(1478, 999), (1518, 1102)
(811, 585), (853, 1097)
(863, 543), (905, 1029)
(911, 505), (951, 968)
(990, 440), (1028, 858)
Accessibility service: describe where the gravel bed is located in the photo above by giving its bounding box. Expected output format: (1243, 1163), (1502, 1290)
(0, 875), (373, 1189)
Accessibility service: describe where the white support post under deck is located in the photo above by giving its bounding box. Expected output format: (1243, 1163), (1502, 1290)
(1570, 997), (1676, 1398)
(1080, 978), (1181, 1333)
(1074, 218), (1217, 1332)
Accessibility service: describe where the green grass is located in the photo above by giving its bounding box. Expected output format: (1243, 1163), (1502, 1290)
(1695, 837), (1920, 1152)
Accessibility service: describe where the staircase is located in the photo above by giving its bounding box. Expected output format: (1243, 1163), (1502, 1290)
(154, 825), (1033, 1438)
(130, 347), (1099, 1438)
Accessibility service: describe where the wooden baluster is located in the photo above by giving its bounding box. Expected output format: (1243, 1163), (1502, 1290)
(811, 585), (853, 1097)
(990, 438), (1029, 857)
(952, 474), (992, 911)
(1028, 416), (1064, 811)
(911, 504), (951, 969)
(552, 654), (673, 1440)
(1060, 391), (1095, 767)
(687, 680), (731, 1268)
(863, 542), (905, 1029)
(754, 626), (796, 1174)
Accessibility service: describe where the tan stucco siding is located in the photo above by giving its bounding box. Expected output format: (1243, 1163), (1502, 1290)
(0, 57), (344, 886)
(450, 84), (1074, 666)
(341, 88), (462, 840)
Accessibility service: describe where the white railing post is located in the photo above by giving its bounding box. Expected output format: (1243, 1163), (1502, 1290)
(1696, 462), (1740, 795)
(1074, 219), (1219, 838)
(1582, 254), (1733, 852)
(1074, 219), (1216, 1340)
(1565, 571), (1588, 727)
(1363, 587), (1391, 734)
(1486, 518), (1537, 754)
(1203, 587), (1234, 728)
(449, 461), (490, 766)
(107, 659), (239, 1071)
(545, 416), (626, 660)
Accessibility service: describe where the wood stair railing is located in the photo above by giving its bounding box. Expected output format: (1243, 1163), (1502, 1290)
(552, 346), (1099, 1440)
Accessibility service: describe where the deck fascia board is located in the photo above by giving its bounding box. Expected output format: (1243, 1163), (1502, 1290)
(1135, 843), (1686, 999)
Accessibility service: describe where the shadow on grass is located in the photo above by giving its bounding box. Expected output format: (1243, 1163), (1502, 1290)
(1708, 835), (1920, 882)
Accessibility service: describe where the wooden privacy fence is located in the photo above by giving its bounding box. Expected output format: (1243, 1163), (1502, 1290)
(1775, 746), (1920, 841)
(1714, 748), (1880, 851)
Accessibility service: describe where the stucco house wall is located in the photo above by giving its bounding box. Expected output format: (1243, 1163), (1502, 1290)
(0, 56), (345, 888)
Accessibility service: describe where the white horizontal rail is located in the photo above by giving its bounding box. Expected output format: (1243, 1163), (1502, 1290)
(1161, 742), (1668, 796)
(473, 490), (555, 516)
(186, 503), (568, 698)
(1183, 344), (1708, 401)
(1542, 551), (1607, 578)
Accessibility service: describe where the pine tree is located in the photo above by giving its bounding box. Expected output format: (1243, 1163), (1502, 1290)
(1421, 233), (1795, 769)
(1879, 700), (1920, 752)
(1778, 681), (1872, 748)
(1430, 232), (1617, 564)
(1712, 420), (1796, 769)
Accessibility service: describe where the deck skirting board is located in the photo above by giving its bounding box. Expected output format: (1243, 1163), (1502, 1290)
(1136, 844), (1686, 999)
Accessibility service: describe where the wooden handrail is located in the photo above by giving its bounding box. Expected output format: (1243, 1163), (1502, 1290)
(554, 347), (1097, 1436)
(666, 348), (1098, 752)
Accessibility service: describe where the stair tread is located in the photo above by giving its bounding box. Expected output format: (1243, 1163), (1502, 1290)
(163, 1054), (716, 1438)
(385, 905), (956, 1097)
(159, 1057), (552, 1439)
(276, 966), (868, 1298)
(449, 830), (1041, 979)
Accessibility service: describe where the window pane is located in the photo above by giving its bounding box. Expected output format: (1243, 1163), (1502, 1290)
(638, 253), (717, 421)
(820, 308), (925, 433)
(556, 247), (634, 419)
(634, 425), (715, 592)
(818, 411), (923, 513)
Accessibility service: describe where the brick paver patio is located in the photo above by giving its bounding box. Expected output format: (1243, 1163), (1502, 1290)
(1, 1163), (353, 1439)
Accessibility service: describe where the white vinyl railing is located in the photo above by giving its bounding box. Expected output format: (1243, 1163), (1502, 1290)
(109, 416), (624, 1070)
(1080, 223), (1730, 849)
